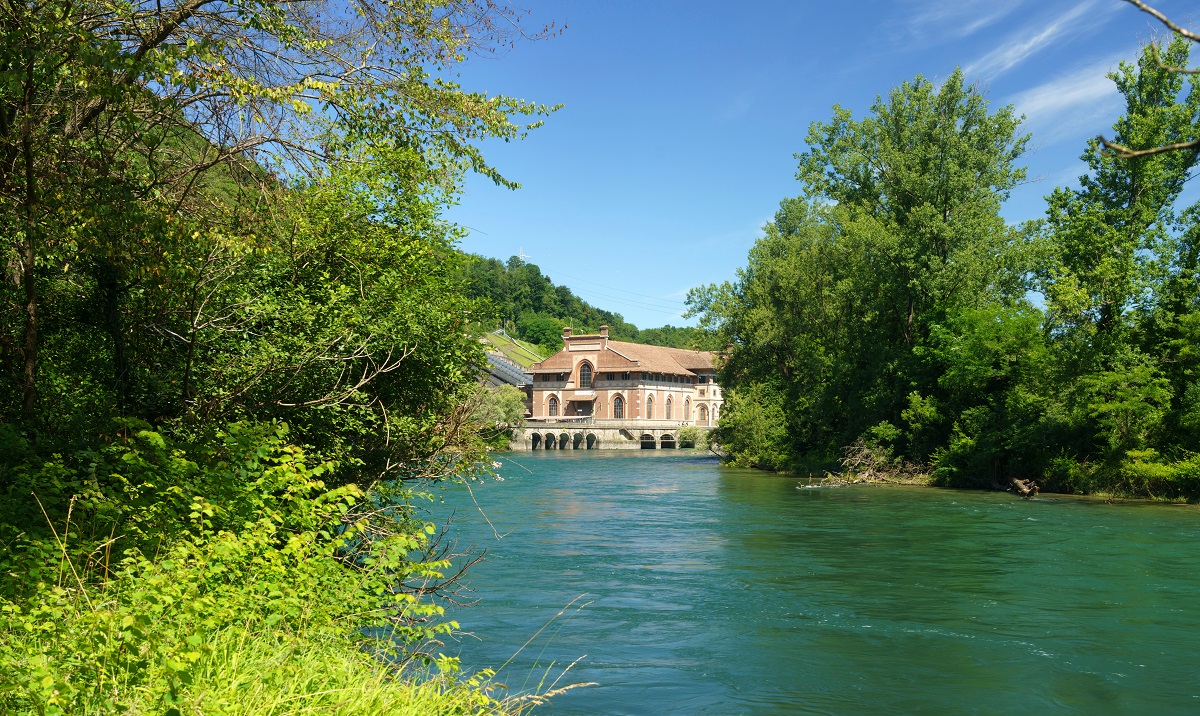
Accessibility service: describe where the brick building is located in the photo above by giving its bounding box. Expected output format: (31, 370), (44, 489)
(528, 326), (723, 426)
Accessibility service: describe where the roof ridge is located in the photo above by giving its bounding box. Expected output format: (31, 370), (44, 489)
(606, 344), (638, 363)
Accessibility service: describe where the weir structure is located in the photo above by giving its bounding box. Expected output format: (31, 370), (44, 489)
(510, 418), (714, 451)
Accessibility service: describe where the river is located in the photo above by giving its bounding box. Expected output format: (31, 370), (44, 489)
(435, 450), (1200, 714)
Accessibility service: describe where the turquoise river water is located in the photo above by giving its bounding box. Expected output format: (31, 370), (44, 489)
(434, 450), (1200, 714)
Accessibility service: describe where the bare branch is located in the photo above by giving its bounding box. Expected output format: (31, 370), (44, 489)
(1099, 135), (1200, 158)
(1124, 0), (1200, 43)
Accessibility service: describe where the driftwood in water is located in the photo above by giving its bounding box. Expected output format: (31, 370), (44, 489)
(1010, 477), (1038, 499)
(990, 477), (1039, 498)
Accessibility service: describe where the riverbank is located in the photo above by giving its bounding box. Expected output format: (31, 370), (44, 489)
(0, 428), (530, 715)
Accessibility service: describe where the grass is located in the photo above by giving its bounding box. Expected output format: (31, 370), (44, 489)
(170, 627), (510, 716)
(483, 331), (544, 369)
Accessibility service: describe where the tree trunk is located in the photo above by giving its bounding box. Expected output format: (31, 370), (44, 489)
(97, 258), (131, 412)
(19, 56), (38, 422)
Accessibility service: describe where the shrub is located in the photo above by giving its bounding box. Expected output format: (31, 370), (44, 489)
(677, 426), (709, 450)
(0, 423), (509, 715)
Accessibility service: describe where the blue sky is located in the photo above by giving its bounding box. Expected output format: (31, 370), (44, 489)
(445, 0), (1198, 329)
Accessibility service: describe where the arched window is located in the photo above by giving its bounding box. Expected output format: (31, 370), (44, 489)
(549, 396), (559, 417)
(698, 404), (708, 424)
(613, 395), (624, 419)
(684, 398), (691, 420)
(578, 362), (593, 389)
(646, 395), (654, 420)
(666, 397), (673, 420)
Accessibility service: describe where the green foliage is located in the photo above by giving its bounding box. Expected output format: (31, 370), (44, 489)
(676, 425), (710, 450)
(463, 255), (717, 352)
(696, 44), (1200, 499)
(1082, 361), (1172, 458)
(473, 385), (528, 449)
(0, 424), (514, 715)
(0, 0), (561, 709)
(694, 70), (1034, 471)
(1042, 38), (1200, 344)
(710, 383), (791, 472)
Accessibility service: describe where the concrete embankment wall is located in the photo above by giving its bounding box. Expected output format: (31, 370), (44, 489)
(509, 422), (713, 451)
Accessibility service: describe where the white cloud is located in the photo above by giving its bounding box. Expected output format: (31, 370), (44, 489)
(965, 0), (1116, 80)
(903, 0), (1025, 41)
(1009, 53), (1129, 141)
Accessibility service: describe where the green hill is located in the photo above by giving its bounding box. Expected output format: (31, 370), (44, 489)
(463, 254), (716, 355)
(482, 329), (545, 368)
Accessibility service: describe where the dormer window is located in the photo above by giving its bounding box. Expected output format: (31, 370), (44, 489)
(579, 362), (593, 389)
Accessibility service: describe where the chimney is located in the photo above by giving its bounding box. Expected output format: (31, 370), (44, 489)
(599, 325), (609, 338)
(562, 326), (572, 339)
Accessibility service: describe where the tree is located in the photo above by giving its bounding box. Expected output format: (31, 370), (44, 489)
(1102, 1), (1200, 157)
(796, 69), (1029, 350)
(692, 71), (1033, 468)
(472, 384), (527, 448)
(1043, 37), (1200, 349)
(0, 0), (557, 424)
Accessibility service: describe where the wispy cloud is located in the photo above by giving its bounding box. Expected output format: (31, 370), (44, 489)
(1008, 53), (1129, 142)
(965, 0), (1117, 80)
(903, 0), (1026, 41)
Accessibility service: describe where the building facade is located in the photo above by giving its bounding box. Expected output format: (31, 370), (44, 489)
(528, 326), (723, 426)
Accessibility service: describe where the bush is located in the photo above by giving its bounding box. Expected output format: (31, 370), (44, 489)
(711, 383), (792, 471)
(677, 426), (709, 450)
(0, 423), (513, 715)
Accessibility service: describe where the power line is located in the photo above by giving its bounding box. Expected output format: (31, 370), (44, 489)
(549, 269), (690, 308)
(569, 286), (691, 314)
(568, 287), (688, 317)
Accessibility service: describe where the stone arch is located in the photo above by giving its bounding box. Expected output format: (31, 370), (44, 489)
(544, 432), (556, 449)
(660, 433), (676, 449)
(559, 432), (570, 449)
(586, 433), (598, 449)
(613, 394), (625, 419)
(646, 394), (655, 420)
(531, 433), (542, 450)
(573, 432), (584, 449)
(640, 433), (657, 449)
(577, 360), (594, 389)
(666, 396), (673, 420)
(698, 404), (708, 426)
(547, 394), (560, 418)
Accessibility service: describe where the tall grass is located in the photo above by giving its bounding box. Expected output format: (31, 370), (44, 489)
(0, 424), (538, 715)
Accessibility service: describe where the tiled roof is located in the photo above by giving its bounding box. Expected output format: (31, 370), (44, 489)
(531, 339), (716, 376)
